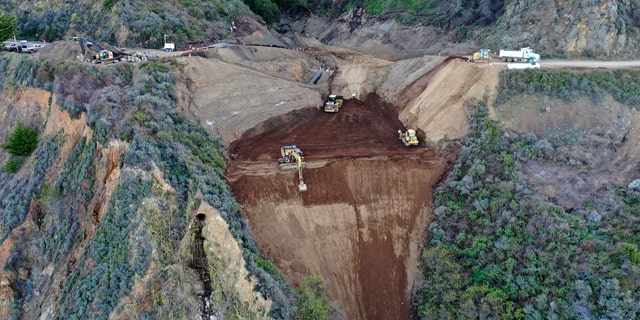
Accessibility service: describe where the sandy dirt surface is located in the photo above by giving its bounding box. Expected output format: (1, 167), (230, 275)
(226, 95), (455, 320)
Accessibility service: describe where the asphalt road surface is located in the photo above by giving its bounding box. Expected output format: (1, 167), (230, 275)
(541, 59), (640, 69)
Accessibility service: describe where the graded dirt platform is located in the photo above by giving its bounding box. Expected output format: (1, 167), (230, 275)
(226, 94), (454, 320)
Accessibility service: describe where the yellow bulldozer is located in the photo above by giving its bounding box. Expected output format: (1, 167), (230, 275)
(324, 95), (344, 112)
(398, 129), (419, 146)
(96, 49), (114, 62)
(468, 48), (492, 62)
(278, 145), (308, 192)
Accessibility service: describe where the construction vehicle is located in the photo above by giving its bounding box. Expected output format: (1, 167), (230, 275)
(162, 43), (175, 52)
(468, 49), (492, 62)
(324, 95), (344, 112)
(96, 49), (114, 61)
(76, 37), (121, 63)
(398, 129), (419, 146)
(499, 47), (540, 63)
(278, 145), (308, 192)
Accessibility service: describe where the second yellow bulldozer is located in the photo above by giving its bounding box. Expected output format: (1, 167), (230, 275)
(398, 129), (419, 146)
(324, 95), (344, 112)
(278, 145), (308, 192)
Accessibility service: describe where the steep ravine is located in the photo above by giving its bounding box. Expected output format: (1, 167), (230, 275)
(225, 94), (457, 319)
(230, 158), (448, 319)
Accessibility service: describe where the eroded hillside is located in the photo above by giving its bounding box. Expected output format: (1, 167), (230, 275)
(226, 96), (452, 320)
(3, 8), (640, 319)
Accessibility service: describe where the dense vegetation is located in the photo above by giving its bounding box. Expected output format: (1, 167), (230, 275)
(0, 0), (254, 47)
(413, 70), (640, 319)
(1, 0), (506, 47)
(0, 10), (16, 42)
(363, 0), (503, 27)
(0, 54), (303, 319)
(497, 69), (640, 106)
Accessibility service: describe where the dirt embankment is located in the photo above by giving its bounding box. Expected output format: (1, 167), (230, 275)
(226, 94), (457, 319)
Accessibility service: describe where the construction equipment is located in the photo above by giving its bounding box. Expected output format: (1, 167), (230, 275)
(162, 43), (175, 52)
(324, 95), (344, 113)
(278, 145), (308, 192)
(499, 47), (540, 63)
(96, 49), (114, 61)
(76, 37), (122, 63)
(398, 129), (419, 146)
(162, 34), (175, 52)
(468, 49), (492, 62)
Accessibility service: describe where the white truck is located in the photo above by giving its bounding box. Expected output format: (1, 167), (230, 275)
(499, 47), (540, 63)
(162, 43), (175, 52)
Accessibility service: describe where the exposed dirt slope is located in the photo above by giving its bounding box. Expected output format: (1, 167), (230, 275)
(226, 93), (456, 319)
(397, 58), (501, 141)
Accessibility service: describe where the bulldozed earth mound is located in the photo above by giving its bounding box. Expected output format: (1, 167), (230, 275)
(226, 93), (455, 319)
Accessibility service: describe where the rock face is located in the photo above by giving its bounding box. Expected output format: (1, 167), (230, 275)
(485, 0), (640, 58)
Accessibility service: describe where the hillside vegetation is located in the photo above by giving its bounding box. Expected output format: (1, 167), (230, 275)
(413, 69), (640, 319)
(0, 54), (300, 319)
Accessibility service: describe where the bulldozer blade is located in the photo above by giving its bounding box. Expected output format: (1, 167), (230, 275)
(298, 183), (308, 192)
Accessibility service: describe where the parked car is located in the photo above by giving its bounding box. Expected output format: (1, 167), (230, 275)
(22, 43), (44, 53)
(3, 42), (18, 52)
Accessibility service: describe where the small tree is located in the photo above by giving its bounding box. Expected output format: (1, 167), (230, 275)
(0, 11), (16, 42)
(2, 122), (39, 157)
(295, 275), (331, 320)
(246, 0), (281, 25)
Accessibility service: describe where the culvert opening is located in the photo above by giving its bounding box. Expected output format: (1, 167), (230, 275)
(226, 93), (454, 320)
(196, 213), (206, 221)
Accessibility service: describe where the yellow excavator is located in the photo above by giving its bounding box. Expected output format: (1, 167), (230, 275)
(278, 145), (308, 192)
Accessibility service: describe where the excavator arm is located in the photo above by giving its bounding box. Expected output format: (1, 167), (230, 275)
(294, 152), (307, 192)
(278, 146), (307, 192)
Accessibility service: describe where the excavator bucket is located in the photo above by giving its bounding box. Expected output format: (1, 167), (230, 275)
(298, 182), (308, 192)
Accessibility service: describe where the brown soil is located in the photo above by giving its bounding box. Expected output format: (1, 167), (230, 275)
(226, 94), (454, 319)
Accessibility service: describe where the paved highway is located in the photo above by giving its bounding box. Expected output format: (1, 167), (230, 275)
(541, 59), (640, 69)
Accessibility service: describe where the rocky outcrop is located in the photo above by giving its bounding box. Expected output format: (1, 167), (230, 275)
(485, 0), (640, 58)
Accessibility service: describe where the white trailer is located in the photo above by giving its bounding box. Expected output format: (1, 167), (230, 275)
(499, 47), (540, 63)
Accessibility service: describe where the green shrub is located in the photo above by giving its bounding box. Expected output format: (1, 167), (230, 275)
(245, 0), (281, 24)
(103, 0), (117, 10)
(3, 158), (22, 173)
(2, 122), (38, 157)
(295, 275), (331, 320)
(256, 258), (280, 276)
